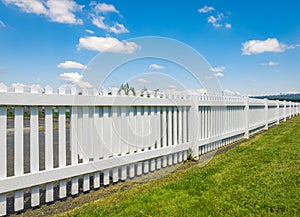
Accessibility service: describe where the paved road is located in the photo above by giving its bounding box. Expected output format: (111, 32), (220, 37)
(6, 129), (71, 177)
(5, 127), (72, 215)
(6, 118), (59, 129)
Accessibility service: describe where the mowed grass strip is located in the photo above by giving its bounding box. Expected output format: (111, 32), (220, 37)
(59, 116), (300, 217)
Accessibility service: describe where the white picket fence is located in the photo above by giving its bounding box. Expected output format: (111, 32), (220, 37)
(0, 83), (299, 215)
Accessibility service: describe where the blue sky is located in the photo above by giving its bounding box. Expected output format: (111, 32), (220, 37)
(0, 0), (299, 95)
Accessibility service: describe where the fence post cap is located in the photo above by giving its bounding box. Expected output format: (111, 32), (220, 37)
(92, 88), (99, 96)
(30, 84), (40, 94)
(82, 88), (89, 96)
(102, 88), (108, 96)
(128, 90), (134, 97)
(14, 83), (24, 93)
(58, 86), (66, 95)
(119, 89), (126, 96)
(0, 82), (8, 92)
(44, 85), (53, 94)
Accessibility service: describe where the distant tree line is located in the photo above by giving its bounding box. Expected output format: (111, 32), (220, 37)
(252, 93), (300, 102)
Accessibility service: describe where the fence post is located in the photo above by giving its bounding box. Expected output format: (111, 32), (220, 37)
(30, 85), (40, 207)
(276, 100), (280, 125)
(188, 94), (200, 159)
(283, 100), (287, 121)
(289, 101), (292, 119)
(264, 99), (268, 130)
(70, 87), (79, 195)
(44, 85), (54, 203)
(14, 83), (24, 211)
(58, 87), (67, 199)
(0, 83), (7, 216)
(244, 96), (249, 139)
(292, 102), (295, 117)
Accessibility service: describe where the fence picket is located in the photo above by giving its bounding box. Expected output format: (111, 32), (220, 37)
(173, 107), (178, 164)
(0, 103), (7, 216)
(45, 106), (54, 202)
(120, 106), (127, 181)
(30, 106), (39, 206)
(112, 107), (119, 183)
(88, 108), (94, 160)
(58, 106), (67, 198)
(44, 86), (54, 203)
(162, 107), (167, 167)
(71, 105), (79, 195)
(103, 170), (110, 186)
(136, 106), (143, 175)
(93, 107), (101, 188)
(14, 84), (24, 211)
(103, 107), (111, 158)
(121, 106), (128, 155)
(183, 106), (187, 143)
(82, 107), (89, 161)
(28, 87), (40, 207)
(82, 106), (90, 191)
(167, 107), (173, 166)
(128, 107), (135, 178)
(150, 106), (155, 150)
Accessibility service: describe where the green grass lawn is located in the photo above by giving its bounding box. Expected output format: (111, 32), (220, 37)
(59, 116), (300, 217)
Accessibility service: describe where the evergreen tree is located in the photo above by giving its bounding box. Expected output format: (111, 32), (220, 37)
(118, 83), (136, 96)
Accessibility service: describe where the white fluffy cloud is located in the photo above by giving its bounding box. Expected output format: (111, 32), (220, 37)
(198, 6), (214, 13)
(85, 29), (94, 34)
(214, 72), (224, 77)
(213, 23), (222, 28)
(58, 72), (92, 88)
(92, 2), (119, 14)
(46, 0), (83, 24)
(3, 0), (47, 14)
(109, 23), (129, 34)
(2, 0), (83, 24)
(0, 20), (6, 28)
(207, 16), (217, 24)
(57, 60), (87, 69)
(209, 66), (225, 73)
(209, 66), (225, 77)
(261, 61), (279, 66)
(90, 2), (128, 34)
(59, 72), (83, 83)
(78, 36), (139, 53)
(149, 64), (165, 70)
(225, 23), (231, 28)
(242, 38), (290, 55)
(207, 13), (226, 28)
(199, 6), (230, 29)
(92, 16), (129, 34)
(92, 16), (106, 29)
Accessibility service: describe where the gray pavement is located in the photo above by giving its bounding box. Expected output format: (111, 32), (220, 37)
(6, 129), (71, 177)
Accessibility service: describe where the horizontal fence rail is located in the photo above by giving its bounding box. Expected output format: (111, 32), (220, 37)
(0, 83), (299, 215)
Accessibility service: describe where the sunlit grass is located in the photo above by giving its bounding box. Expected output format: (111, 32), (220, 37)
(59, 116), (300, 217)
